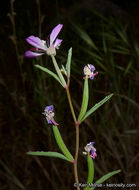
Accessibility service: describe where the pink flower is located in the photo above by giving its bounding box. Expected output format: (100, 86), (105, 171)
(25, 24), (63, 58)
(84, 142), (97, 159)
(42, 105), (59, 126)
(84, 64), (98, 80)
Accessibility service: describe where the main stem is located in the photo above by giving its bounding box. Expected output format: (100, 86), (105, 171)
(66, 86), (80, 190)
(66, 87), (76, 124)
(74, 122), (80, 190)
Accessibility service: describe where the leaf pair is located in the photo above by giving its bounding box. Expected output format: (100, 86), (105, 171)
(27, 125), (74, 162)
(35, 48), (72, 87)
(78, 78), (113, 122)
(81, 93), (113, 122)
(52, 125), (74, 161)
(84, 155), (121, 190)
(35, 64), (63, 85)
(88, 170), (121, 190)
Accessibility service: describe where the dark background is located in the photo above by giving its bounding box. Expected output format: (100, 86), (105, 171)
(0, 0), (139, 189)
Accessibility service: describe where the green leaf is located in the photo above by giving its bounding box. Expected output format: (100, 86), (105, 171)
(110, 49), (129, 55)
(124, 60), (132, 76)
(102, 32), (107, 54)
(94, 59), (107, 72)
(35, 64), (63, 86)
(81, 94), (113, 122)
(89, 170), (121, 190)
(82, 48), (102, 61)
(103, 33), (120, 42)
(73, 24), (98, 51)
(78, 78), (89, 122)
(66, 48), (72, 77)
(51, 55), (67, 87)
(85, 154), (94, 190)
(52, 125), (74, 161)
(116, 27), (128, 45)
(27, 151), (71, 162)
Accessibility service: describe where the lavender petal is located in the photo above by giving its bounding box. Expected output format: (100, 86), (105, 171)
(46, 118), (53, 124)
(54, 38), (62, 49)
(89, 64), (95, 72)
(45, 105), (54, 112)
(26, 36), (46, 51)
(50, 24), (63, 46)
(90, 74), (94, 80)
(91, 148), (95, 155)
(25, 50), (44, 58)
(90, 142), (95, 146)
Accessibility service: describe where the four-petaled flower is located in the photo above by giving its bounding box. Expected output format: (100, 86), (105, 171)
(25, 24), (63, 58)
(42, 105), (59, 126)
(84, 64), (98, 80)
(83, 142), (97, 159)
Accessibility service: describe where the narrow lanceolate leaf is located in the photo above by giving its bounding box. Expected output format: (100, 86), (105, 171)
(73, 24), (98, 51)
(27, 151), (71, 162)
(85, 154), (94, 190)
(89, 170), (121, 190)
(66, 48), (72, 77)
(52, 125), (74, 162)
(78, 78), (89, 122)
(81, 94), (113, 122)
(35, 65), (63, 86)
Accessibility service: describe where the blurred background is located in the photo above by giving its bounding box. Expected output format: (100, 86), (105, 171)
(0, 0), (139, 189)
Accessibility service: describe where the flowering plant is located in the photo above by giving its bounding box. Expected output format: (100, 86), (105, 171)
(26, 24), (120, 189)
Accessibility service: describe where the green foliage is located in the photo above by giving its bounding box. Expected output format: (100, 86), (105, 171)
(85, 154), (94, 190)
(0, 161), (25, 190)
(89, 170), (121, 190)
(52, 125), (74, 162)
(35, 64), (63, 86)
(27, 151), (71, 162)
(78, 78), (89, 122)
(81, 94), (113, 122)
(73, 24), (98, 51)
(66, 47), (72, 77)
